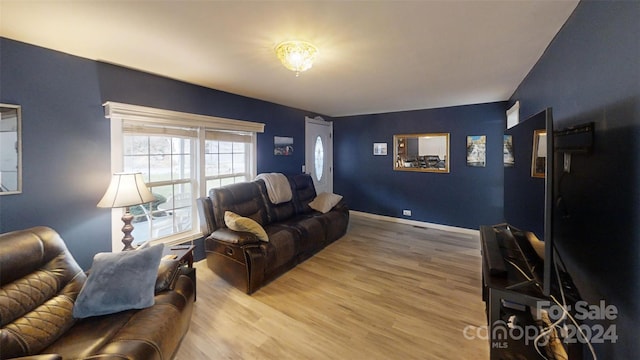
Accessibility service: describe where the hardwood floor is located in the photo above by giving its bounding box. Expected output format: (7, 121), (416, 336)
(175, 214), (490, 359)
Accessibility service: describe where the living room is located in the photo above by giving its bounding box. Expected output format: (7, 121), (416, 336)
(0, 1), (638, 359)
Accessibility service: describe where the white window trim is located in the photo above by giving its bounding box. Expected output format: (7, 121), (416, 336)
(104, 101), (264, 252)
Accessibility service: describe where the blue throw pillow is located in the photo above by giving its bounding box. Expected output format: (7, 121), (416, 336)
(73, 243), (164, 318)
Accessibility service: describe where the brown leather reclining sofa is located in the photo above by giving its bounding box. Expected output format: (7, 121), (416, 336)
(197, 173), (349, 294)
(0, 227), (194, 360)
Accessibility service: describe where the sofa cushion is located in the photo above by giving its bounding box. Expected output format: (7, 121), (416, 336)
(288, 173), (317, 214)
(225, 211), (269, 242)
(309, 192), (344, 213)
(210, 181), (269, 228)
(43, 309), (137, 358)
(262, 225), (299, 271)
(281, 215), (327, 256)
(73, 244), (164, 318)
(264, 198), (296, 223)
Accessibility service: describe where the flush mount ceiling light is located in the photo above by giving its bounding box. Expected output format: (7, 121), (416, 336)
(275, 40), (318, 77)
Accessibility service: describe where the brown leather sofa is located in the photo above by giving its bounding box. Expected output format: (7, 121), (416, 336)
(197, 173), (349, 294)
(0, 226), (194, 360)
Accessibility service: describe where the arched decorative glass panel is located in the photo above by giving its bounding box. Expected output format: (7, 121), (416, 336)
(314, 136), (324, 181)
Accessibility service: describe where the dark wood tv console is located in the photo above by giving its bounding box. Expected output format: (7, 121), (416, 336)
(480, 224), (581, 360)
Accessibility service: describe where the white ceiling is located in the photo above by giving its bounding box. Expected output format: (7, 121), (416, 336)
(0, 1), (579, 117)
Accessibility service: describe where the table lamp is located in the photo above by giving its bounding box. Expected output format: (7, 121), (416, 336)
(97, 172), (155, 251)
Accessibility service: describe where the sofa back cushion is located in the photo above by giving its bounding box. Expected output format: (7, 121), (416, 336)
(289, 174), (318, 215)
(209, 181), (269, 229)
(257, 179), (296, 223)
(0, 226), (86, 358)
(265, 201), (296, 223)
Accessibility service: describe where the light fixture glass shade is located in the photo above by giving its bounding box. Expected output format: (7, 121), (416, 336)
(275, 40), (318, 76)
(97, 172), (155, 208)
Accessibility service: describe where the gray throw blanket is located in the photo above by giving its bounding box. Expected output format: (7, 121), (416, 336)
(255, 173), (292, 204)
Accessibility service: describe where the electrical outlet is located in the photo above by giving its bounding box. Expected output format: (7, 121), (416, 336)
(403, 209), (412, 216)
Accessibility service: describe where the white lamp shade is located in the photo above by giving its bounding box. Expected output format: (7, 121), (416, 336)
(97, 173), (155, 208)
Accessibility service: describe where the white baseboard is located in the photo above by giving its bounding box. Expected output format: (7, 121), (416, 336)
(349, 210), (479, 236)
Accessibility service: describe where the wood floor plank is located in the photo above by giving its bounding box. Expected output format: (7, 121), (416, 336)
(175, 214), (490, 359)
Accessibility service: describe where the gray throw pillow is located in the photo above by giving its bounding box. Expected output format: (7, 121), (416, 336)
(73, 244), (164, 318)
(308, 192), (343, 213)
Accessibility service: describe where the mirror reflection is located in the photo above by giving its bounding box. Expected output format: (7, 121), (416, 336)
(532, 129), (546, 178)
(394, 133), (450, 173)
(0, 104), (22, 194)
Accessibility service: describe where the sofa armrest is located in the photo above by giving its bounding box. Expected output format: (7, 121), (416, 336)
(333, 198), (349, 212)
(83, 276), (195, 360)
(197, 196), (216, 236)
(208, 228), (261, 246)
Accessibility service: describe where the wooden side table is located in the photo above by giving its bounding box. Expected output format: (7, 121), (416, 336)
(163, 244), (196, 301)
(163, 244), (195, 267)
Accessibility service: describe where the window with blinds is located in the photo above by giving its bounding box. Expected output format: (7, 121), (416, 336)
(122, 124), (196, 242)
(204, 130), (252, 190)
(104, 102), (264, 248)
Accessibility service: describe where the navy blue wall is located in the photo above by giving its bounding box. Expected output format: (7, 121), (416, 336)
(334, 102), (506, 230)
(96, 62), (316, 176)
(0, 39), (111, 268)
(509, 1), (639, 357)
(0, 38), (320, 269)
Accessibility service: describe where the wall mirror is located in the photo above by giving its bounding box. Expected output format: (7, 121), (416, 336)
(531, 129), (546, 178)
(394, 133), (450, 173)
(0, 104), (22, 195)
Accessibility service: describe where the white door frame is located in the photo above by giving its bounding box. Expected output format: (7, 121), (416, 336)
(305, 116), (333, 194)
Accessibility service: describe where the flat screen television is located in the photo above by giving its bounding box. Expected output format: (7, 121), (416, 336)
(503, 107), (554, 297)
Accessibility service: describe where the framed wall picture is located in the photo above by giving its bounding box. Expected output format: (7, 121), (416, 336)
(504, 135), (514, 167)
(373, 142), (387, 156)
(274, 136), (293, 156)
(466, 135), (486, 167)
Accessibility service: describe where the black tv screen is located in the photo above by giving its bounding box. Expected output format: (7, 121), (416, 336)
(503, 107), (554, 296)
